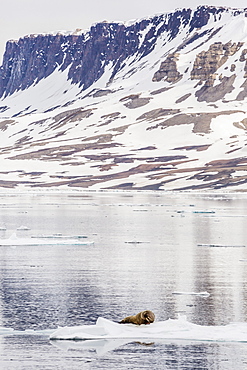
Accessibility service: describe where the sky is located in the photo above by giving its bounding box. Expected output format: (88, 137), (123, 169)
(1, 0), (247, 61)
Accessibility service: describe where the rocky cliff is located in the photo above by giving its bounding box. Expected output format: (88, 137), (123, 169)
(0, 6), (229, 98)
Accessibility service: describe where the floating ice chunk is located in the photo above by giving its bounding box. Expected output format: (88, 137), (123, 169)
(172, 291), (210, 297)
(198, 244), (245, 248)
(49, 316), (247, 343)
(0, 234), (94, 246)
(2, 316), (247, 350)
(17, 225), (30, 230)
(0, 327), (54, 336)
(31, 234), (88, 239)
(193, 211), (215, 214)
(0, 327), (14, 335)
(124, 241), (150, 244)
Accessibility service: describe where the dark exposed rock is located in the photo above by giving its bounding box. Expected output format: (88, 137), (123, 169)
(173, 144), (211, 151)
(195, 74), (236, 102)
(124, 96), (151, 109)
(150, 87), (172, 95)
(120, 94), (140, 102)
(92, 89), (113, 98)
(153, 53), (182, 83)
(137, 108), (180, 121)
(239, 48), (247, 78)
(52, 108), (94, 124)
(0, 119), (15, 131)
(101, 112), (120, 119)
(147, 110), (243, 134)
(0, 106), (9, 113)
(233, 117), (247, 130)
(191, 42), (242, 87)
(236, 79), (247, 100)
(175, 93), (191, 104)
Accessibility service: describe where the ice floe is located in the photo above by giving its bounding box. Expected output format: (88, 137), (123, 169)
(48, 316), (247, 343)
(172, 291), (210, 297)
(198, 244), (246, 248)
(31, 234), (88, 239)
(193, 211), (215, 214)
(0, 327), (53, 336)
(0, 233), (94, 246)
(124, 241), (150, 244)
(1, 315), (247, 355)
(17, 225), (30, 230)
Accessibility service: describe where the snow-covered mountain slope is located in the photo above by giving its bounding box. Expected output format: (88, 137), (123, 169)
(0, 5), (247, 191)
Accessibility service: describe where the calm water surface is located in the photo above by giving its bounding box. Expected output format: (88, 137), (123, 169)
(0, 191), (247, 369)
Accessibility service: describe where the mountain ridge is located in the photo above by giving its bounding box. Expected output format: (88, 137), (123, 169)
(0, 5), (247, 191)
(0, 6), (240, 100)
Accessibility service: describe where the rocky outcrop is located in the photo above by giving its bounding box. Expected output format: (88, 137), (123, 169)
(235, 49), (247, 100)
(191, 42), (243, 87)
(195, 74), (236, 102)
(189, 41), (243, 102)
(146, 110), (243, 133)
(152, 53), (182, 83)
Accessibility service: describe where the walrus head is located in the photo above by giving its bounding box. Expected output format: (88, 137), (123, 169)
(141, 310), (155, 324)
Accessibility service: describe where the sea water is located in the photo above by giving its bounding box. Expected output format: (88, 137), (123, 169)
(0, 191), (247, 369)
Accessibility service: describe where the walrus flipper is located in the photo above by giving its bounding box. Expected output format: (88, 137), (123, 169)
(119, 316), (133, 324)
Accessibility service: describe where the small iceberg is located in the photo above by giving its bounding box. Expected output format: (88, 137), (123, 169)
(31, 234), (88, 239)
(0, 233), (94, 246)
(193, 211), (215, 214)
(172, 291), (210, 297)
(198, 244), (245, 248)
(124, 241), (150, 244)
(17, 225), (30, 231)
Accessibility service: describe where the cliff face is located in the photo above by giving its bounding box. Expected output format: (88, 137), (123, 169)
(0, 6), (226, 98)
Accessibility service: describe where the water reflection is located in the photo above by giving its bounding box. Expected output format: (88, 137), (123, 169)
(0, 191), (247, 368)
(1, 335), (247, 369)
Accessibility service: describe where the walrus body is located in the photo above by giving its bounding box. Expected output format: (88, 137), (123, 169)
(119, 310), (155, 325)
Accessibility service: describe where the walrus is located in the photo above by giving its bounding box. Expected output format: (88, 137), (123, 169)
(119, 310), (155, 325)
